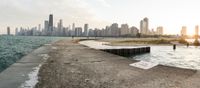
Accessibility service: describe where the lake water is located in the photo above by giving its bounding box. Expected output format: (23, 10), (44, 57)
(133, 46), (200, 70)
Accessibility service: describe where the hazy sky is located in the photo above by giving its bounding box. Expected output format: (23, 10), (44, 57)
(1, 0), (200, 35)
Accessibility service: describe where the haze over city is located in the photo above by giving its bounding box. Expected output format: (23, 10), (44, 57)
(1, 0), (200, 35)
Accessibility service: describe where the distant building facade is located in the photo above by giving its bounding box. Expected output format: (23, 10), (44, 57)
(156, 26), (164, 35)
(15, 28), (18, 35)
(44, 20), (49, 35)
(120, 24), (129, 36)
(140, 17), (149, 35)
(57, 19), (63, 36)
(110, 23), (119, 37)
(75, 27), (82, 36)
(48, 14), (53, 35)
(195, 25), (199, 36)
(7, 27), (10, 35)
(181, 26), (187, 36)
(84, 24), (89, 36)
(130, 26), (139, 36)
(72, 23), (75, 36)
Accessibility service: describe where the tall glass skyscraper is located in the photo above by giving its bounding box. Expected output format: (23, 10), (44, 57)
(7, 27), (10, 35)
(140, 17), (149, 35)
(48, 14), (53, 35)
(84, 24), (88, 36)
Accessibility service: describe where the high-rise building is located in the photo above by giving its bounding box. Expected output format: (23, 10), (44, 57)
(156, 26), (164, 35)
(140, 20), (143, 34)
(84, 24), (89, 36)
(75, 27), (82, 36)
(57, 19), (63, 36)
(44, 20), (49, 35)
(140, 17), (149, 35)
(195, 25), (199, 36)
(110, 23), (119, 37)
(48, 14), (53, 35)
(130, 26), (139, 36)
(94, 28), (102, 37)
(7, 27), (10, 35)
(101, 28), (106, 36)
(105, 26), (111, 36)
(72, 23), (75, 36)
(15, 28), (18, 35)
(181, 26), (187, 36)
(38, 24), (41, 31)
(120, 24), (129, 36)
(88, 29), (94, 36)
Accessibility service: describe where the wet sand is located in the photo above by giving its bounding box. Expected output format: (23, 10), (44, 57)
(36, 40), (200, 88)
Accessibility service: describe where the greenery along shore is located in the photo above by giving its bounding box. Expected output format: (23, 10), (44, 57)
(104, 38), (198, 46)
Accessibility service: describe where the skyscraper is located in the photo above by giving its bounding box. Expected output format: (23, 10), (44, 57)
(48, 14), (53, 35)
(130, 26), (139, 36)
(110, 23), (119, 37)
(57, 19), (63, 36)
(72, 23), (75, 36)
(7, 27), (10, 35)
(156, 26), (164, 35)
(44, 20), (49, 35)
(181, 26), (187, 36)
(120, 24), (129, 36)
(38, 24), (41, 31)
(195, 25), (199, 36)
(84, 24), (89, 36)
(140, 20), (143, 34)
(75, 27), (82, 36)
(15, 28), (18, 36)
(140, 17), (149, 35)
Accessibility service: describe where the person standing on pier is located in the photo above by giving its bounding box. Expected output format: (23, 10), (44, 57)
(173, 44), (176, 51)
(187, 43), (189, 48)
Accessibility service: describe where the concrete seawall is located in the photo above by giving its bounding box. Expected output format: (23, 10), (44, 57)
(79, 40), (150, 57)
(101, 47), (150, 57)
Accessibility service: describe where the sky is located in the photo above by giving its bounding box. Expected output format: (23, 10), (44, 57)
(1, 0), (200, 35)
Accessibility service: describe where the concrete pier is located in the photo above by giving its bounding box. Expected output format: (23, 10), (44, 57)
(79, 40), (150, 57)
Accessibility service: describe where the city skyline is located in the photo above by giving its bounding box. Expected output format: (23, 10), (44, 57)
(2, 14), (159, 36)
(1, 0), (200, 35)
(14, 14), (165, 37)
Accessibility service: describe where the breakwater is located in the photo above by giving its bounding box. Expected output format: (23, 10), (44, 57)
(79, 40), (150, 57)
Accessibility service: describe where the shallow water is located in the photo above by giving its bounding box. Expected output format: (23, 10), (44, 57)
(133, 46), (200, 70)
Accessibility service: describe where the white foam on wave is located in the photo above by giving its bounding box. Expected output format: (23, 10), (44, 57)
(20, 54), (50, 88)
(20, 64), (41, 88)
